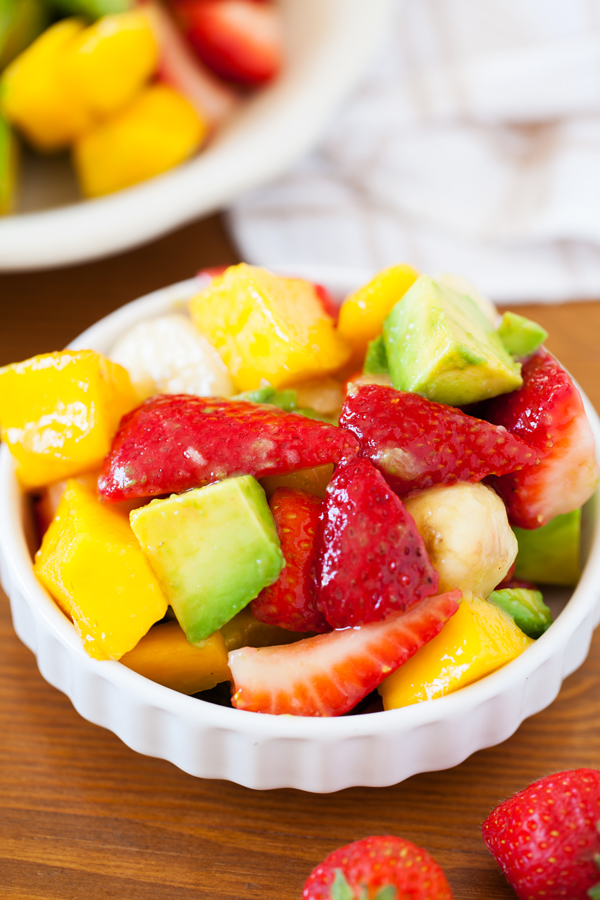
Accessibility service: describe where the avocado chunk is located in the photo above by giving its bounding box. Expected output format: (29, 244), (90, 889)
(130, 475), (284, 644)
(235, 386), (298, 411)
(48, 0), (132, 19)
(488, 587), (552, 639)
(513, 509), (581, 587)
(497, 311), (548, 359)
(0, 113), (17, 215)
(383, 275), (522, 406)
(364, 335), (389, 375)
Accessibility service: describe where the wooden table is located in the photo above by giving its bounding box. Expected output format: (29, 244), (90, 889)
(2, 217), (600, 899)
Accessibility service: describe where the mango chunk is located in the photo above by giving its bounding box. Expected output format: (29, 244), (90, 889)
(62, 11), (158, 120)
(1, 11), (157, 152)
(1, 18), (91, 150)
(220, 606), (308, 651)
(378, 592), (533, 708)
(189, 264), (351, 390)
(338, 264), (418, 366)
(120, 620), (230, 694)
(74, 83), (205, 197)
(0, 349), (138, 490)
(130, 475), (284, 644)
(34, 481), (168, 660)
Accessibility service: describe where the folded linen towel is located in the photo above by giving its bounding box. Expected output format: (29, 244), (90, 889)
(230, 0), (600, 303)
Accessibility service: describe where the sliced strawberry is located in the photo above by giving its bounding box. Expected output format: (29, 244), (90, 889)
(143, 0), (239, 129)
(303, 835), (453, 900)
(229, 590), (461, 716)
(98, 394), (358, 502)
(171, 0), (283, 86)
(339, 383), (537, 496)
(483, 768), (600, 900)
(316, 457), (439, 628)
(251, 488), (330, 633)
(483, 348), (599, 528)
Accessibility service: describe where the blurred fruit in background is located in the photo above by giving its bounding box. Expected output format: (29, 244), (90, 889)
(0, 0), (283, 209)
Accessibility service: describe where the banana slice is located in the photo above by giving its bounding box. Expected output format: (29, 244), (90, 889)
(110, 313), (234, 400)
(405, 481), (517, 598)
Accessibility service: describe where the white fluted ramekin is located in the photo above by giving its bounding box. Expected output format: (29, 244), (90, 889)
(1, 274), (599, 792)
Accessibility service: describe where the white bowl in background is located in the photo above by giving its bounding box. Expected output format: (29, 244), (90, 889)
(0, 0), (393, 271)
(1, 272), (599, 793)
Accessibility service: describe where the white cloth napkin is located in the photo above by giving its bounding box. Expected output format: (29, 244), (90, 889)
(230, 0), (600, 303)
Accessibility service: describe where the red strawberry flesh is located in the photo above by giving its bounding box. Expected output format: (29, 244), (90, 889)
(303, 835), (453, 900)
(316, 457), (439, 628)
(483, 768), (600, 900)
(251, 487), (330, 633)
(98, 394), (358, 503)
(339, 383), (537, 497)
(229, 589), (461, 716)
(483, 348), (599, 528)
(172, 0), (283, 85)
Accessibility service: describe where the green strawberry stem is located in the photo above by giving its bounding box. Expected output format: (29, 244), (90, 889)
(330, 870), (398, 900)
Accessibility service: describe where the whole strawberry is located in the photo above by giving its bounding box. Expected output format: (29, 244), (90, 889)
(303, 835), (453, 899)
(251, 487), (330, 633)
(482, 768), (600, 899)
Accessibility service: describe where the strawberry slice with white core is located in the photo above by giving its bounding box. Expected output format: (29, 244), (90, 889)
(143, 0), (239, 130)
(172, 0), (283, 86)
(484, 348), (599, 528)
(229, 590), (462, 717)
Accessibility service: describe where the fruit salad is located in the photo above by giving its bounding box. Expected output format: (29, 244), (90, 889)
(0, 0), (282, 211)
(0, 264), (598, 717)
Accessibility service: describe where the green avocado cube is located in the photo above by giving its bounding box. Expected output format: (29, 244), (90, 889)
(497, 311), (548, 359)
(488, 588), (552, 639)
(513, 509), (581, 587)
(364, 335), (389, 375)
(130, 475), (284, 644)
(383, 275), (523, 406)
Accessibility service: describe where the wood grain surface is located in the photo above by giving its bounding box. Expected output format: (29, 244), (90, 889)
(2, 216), (600, 900)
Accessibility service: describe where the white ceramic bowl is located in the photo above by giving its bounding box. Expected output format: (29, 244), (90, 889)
(1, 274), (600, 793)
(0, 0), (393, 271)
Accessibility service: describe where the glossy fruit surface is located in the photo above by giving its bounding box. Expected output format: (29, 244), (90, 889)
(229, 590), (461, 716)
(379, 592), (532, 709)
(483, 768), (600, 899)
(316, 457), (438, 628)
(252, 488), (330, 633)
(99, 394), (358, 502)
(34, 480), (167, 660)
(484, 348), (600, 528)
(340, 383), (536, 496)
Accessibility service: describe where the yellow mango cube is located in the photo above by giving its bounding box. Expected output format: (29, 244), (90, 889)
(338, 264), (419, 366)
(0, 349), (138, 490)
(378, 592), (533, 709)
(62, 11), (158, 120)
(120, 620), (230, 694)
(74, 84), (206, 198)
(1, 18), (92, 151)
(190, 264), (351, 390)
(34, 481), (167, 660)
